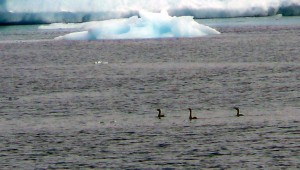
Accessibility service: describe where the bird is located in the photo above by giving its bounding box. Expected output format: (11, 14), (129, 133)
(234, 107), (244, 117)
(188, 108), (197, 120)
(157, 109), (165, 119)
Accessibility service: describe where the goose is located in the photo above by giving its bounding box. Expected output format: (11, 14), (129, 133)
(234, 107), (244, 117)
(157, 109), (165, 119)
(188, 108), (197, 120)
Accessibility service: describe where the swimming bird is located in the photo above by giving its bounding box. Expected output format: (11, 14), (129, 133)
(188, 108), (197, 120)
(157, 109), (165, 119)
(234, 107), (244, 117)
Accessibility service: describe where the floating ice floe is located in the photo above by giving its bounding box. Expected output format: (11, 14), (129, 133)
(53, 10), (220, 40)
(94, 61), (108, 64)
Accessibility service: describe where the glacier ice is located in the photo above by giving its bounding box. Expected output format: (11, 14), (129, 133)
(1, 0), (300, 25)
(51, 10), (220, 40)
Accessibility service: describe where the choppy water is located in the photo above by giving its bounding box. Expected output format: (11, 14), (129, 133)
(0, 17), (299, 169)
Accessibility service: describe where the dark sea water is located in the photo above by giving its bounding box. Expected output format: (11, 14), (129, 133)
(0, 17), (299, 169)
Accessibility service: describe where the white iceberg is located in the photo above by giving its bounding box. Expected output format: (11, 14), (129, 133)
(52, 10), (220, 40)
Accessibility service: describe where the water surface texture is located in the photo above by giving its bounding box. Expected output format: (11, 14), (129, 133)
(0, 17), (299, 169)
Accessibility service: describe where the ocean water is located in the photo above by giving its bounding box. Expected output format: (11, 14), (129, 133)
(0, 17), (300, 169)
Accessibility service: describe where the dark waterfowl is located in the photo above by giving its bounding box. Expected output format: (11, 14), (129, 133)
(188, 108), (197, 120)
(157, 109), (165, 119)
(234, 107), (244, 117)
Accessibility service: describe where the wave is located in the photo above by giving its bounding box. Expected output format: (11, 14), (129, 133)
(0, 0), (299, 25)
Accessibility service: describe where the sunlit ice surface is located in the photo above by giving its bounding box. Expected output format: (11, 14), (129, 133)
(40, 10), (220, 40)
(1, 0), (300, 25)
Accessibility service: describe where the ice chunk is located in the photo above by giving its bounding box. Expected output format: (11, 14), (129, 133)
(53, 10), (220, 40)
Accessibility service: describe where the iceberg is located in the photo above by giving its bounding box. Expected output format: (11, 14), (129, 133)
(51, 10), (220, 40)
(0, 0), (300, 25)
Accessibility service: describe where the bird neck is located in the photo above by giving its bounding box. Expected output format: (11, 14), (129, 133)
(189, 110), (192, 118)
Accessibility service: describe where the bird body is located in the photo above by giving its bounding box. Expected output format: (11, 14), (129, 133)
(157, 109), (165, 119)
(188, 108), (197, 120)
(234, 107), (244, 117)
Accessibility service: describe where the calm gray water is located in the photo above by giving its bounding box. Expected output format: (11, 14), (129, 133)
(0, 17), (299, 169)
